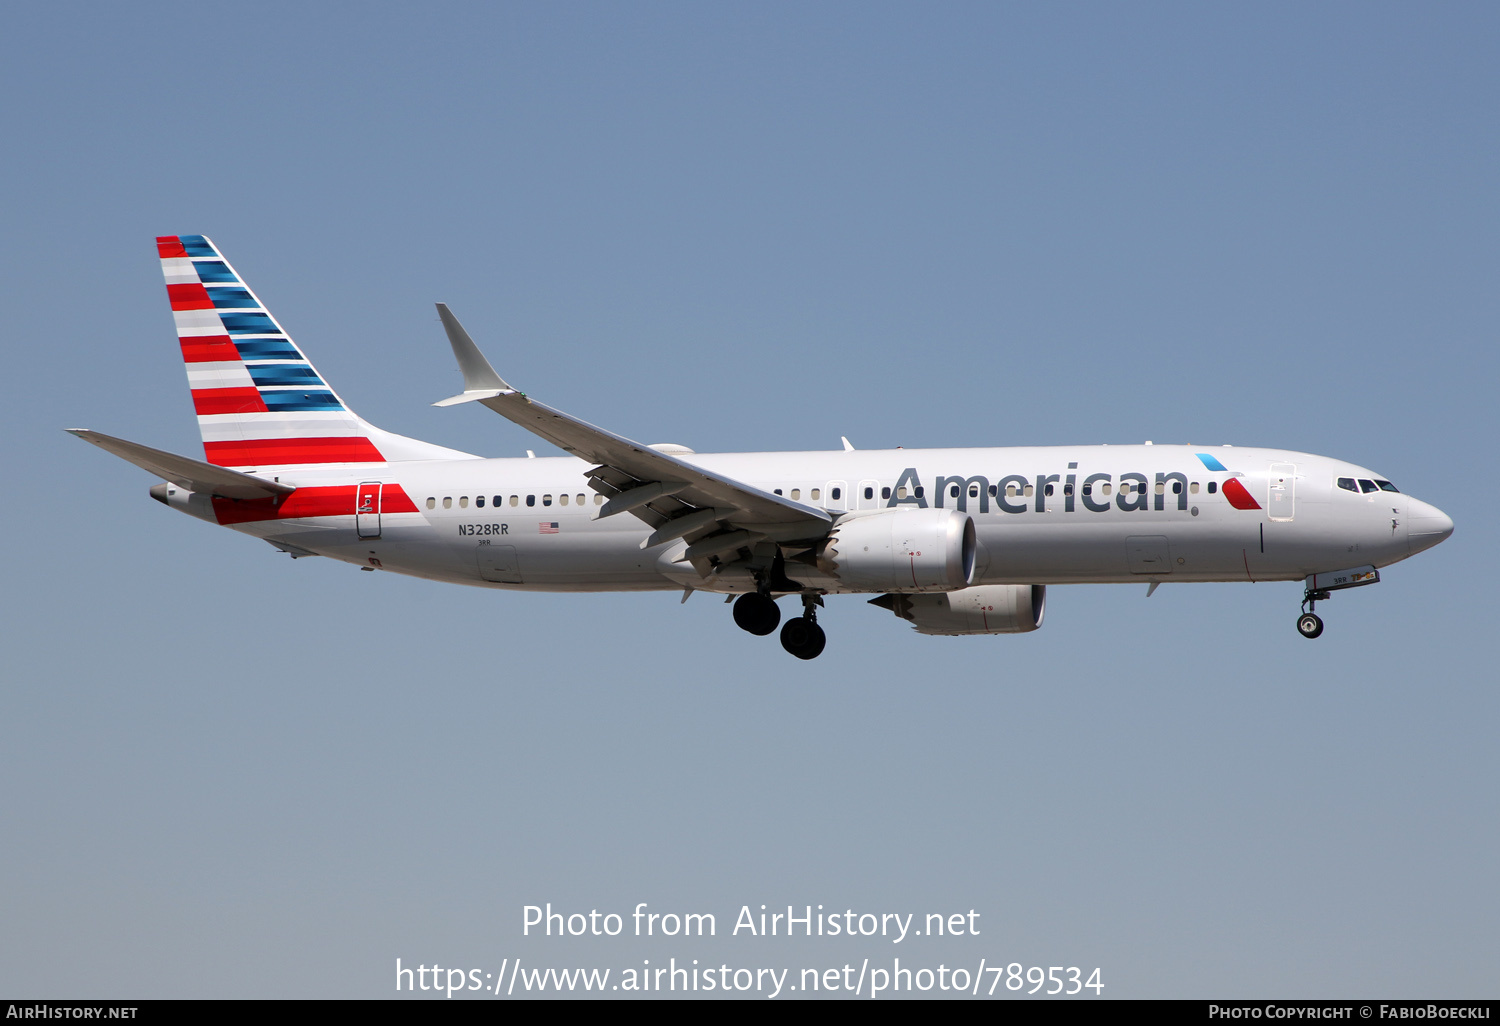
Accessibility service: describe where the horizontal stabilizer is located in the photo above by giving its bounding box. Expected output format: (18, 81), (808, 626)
(67, 429), (295, 499)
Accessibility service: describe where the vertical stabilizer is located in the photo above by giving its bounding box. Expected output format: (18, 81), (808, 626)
(157, 235), (473, 469)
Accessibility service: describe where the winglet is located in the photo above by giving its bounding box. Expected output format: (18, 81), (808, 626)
(434, 303), (515, 405)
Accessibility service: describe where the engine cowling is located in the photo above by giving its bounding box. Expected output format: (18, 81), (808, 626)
(872, 584), (1046, 635)
(816, 509), (976, 592)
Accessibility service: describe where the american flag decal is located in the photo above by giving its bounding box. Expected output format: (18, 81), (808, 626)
(539, 522), (559, 534)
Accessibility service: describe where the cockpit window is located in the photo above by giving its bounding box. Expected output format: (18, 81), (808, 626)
(1337, 478), (1357, 492)
(1359, 479), (1378, 493)
(1376, 480), (1399, 493)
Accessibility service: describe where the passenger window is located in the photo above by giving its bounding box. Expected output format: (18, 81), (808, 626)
(1063, 483), (1073, 496)
(559, 494), (569, 506)
(897, 487), (908, 499)
(1023, 485), (1034, 497)
(791, 488), (801, 500)
(914, 487), (924, 499)
(594, 494), (604, 505)
(1155, 482), (1165, 495)
(831, 487), (841, 500)
(811, 488), (822, 500)
(1082, 484), (1091, 496)
(774, 489), (783, 496)
(949, 485), (960, 498)
(864, 486), (874, 500)
(1189, 482), (1199, 494)
(1102, 483), (1112, 495)
(426, 497), (436, 509)
(1207, 482), (1217, 494)
(459, 496), (469, 508)
(1006, 484), (1019, 498)
(543, 494), (553, 505)
(1359, 479), (1378, 493)
(1376, 480), (1399, 493)
(442, 497), (452, 509)
(526, 495), (535, 507)
(494, 496), (503, 506)
(510, 495), (519, 507)
(1172, 481), (1183, 494)
(1337, 478), (1357, 492)
(1044, 484), (1054, 497)
(882, 486), (891, 499)
(476, 496), (485, 508)
(969, 485), (980, 498)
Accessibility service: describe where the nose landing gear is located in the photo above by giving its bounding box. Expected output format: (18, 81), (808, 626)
(1295, 565), (1381, 639)
(1298, 586), (1329, 639)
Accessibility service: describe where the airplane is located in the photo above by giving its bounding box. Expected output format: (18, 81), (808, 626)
(70, 235), (1455, 659)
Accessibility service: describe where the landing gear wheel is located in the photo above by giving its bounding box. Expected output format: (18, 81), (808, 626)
(780, 617), (827, 660)
(733, 593), (781, 636)
(1297, 612), (1324, 639)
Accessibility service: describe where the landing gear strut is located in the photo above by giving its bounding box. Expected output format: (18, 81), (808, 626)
(780, 593), (827, 660)
(1298, 589), (1329, 640)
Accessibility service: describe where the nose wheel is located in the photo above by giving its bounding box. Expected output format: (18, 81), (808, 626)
(1296, 612), (1324, 639)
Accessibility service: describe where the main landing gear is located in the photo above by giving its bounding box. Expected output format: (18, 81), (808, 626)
(780, 594), (827, 660)
(732, 589), (827, 659)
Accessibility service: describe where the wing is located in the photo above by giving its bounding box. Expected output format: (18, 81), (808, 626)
(431, 305), (832, 562)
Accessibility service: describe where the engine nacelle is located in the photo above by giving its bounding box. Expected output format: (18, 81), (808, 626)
(872, 584), (1046, 635)
(817, 509), (976, 592)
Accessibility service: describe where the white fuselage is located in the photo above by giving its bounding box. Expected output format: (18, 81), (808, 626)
(174, 443), (1449, 594)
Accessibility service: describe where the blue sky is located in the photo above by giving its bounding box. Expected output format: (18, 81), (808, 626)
(1, 1), (1495, 998)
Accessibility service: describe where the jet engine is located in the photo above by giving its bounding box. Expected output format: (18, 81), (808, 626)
(871, 584), (1046, 635)
(816, 508), (975, 592)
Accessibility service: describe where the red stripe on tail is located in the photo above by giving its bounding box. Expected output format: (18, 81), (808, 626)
(203, 436), (386, 467)
(191, 387), (269, 416)
(167, 283), (213, 310)
(180, 334), (241, 363)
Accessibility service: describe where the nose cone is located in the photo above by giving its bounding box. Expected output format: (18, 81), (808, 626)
(1407, 498), (1454, 555)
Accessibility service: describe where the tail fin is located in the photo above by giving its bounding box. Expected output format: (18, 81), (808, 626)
(157, 234), (474, 469)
